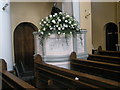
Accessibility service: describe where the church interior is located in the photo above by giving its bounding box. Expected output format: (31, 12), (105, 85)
(0, 0), (120, 89)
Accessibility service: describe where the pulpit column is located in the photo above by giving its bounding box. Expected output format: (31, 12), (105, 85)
(0, 0), (13, 71)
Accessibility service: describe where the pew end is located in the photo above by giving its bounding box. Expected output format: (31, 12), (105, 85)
(0, 59), (7, 71)
(70, 52), (77, 60)
(34, 54), (44, 64)
(0, 59), (37, 89)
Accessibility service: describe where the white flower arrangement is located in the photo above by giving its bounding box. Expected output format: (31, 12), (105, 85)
(38, 12), (81, 45)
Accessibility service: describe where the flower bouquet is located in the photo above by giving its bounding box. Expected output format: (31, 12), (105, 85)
(38, 12), (81, 45)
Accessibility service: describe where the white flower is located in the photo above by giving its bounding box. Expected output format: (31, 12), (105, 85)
(39, 22), (41, 25)
(70, 32), (72, 34)
(41, 19), (44, 21)
(56, 25), (58, 27)
(65, 20), (68, 23)
(53, 15), (55, 17)
(48, 33), (51, 35)
(58, 32), (60, 34)
(54, 13), (57, 16)
(43, 28), (46, 31)
(63, 24), (66, 27)
(52, 20), (56, 24)
(59, 12), (62, 14)
(58, 19), (61, 22)
(74, 24), (77, 26)
(62, 17), (65, 20)
(62, 27), (65, 30)
(77, 28), (79, 31)
(63, 33), (65, 35)
(41, 32), (44, 35)
(66, 15), (69, 17)
(46, 17), (48, 20)
(69, 21), (71, 24)
(58, 27), (61, 30)
(38, 29), (41, 32)
(65, 25), (68, 28)
(49, 15), (52, 18)
(43, 21), (46, 24)
(50, 27), (53, 30)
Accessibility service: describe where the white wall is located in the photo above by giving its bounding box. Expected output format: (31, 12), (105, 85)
(92, 2), (117, 50)
(11, 2), (53, 62)
(0, 2), (13, 71)
(11, 2), (53, 30)
(80, 1), (92, 54)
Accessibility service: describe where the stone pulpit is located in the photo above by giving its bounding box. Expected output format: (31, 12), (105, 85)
(33, 29), (88, 62)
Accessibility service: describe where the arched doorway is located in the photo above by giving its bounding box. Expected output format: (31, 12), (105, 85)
(14, 22), (38, 70)
(105, 22), (118, 51)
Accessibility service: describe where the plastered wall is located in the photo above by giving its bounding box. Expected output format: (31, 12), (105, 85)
(92, 2), (118, 50)
(10, 2), (53, 61)
(80, 1), (92, 54)
(11, 2), (53, 31)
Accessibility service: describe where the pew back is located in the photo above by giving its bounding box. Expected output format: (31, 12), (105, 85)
(34, 54), (120, 89)
(70, 52), (120, 82)
(0, 59), (36, 89)
(98, 50), (120, 57)
(88, 54), (120, 64)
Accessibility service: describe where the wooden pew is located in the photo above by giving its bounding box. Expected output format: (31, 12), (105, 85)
(97, 46), (120, 57)
(87, 54), (120, 64)
(0, 59), (37, 89)
(34, 54), (120, 89)
(98, 50), (120, 57)
(70, 52), (120, 82)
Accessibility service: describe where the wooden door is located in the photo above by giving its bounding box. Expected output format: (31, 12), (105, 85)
(106, 23), (118, 51)
(14, 22), (38, 69)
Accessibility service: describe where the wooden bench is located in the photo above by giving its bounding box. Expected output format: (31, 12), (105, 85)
(97, 46), (120, 57)
(0, 59), (37, 89)
(98, 50), (120, 57)
(34, 54), (120, 89)
(87, 54), (120, 64)
(70, 52), (120, 82)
